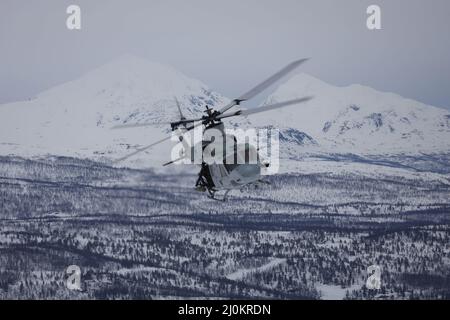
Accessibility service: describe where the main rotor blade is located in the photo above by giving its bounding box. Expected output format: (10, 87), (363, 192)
(163, 154), (186, 166)
(174, 96), (186, 120)
(111, 116), (205, 129)
(111, 121), (172, 129)
(217, 96), (313, 120)
(112, 121), (205, 163)
(112, 136), (172, 163)
(170, 116), (205, 127)
(218, 58), (309, 114)
(240, 96), (313, 116)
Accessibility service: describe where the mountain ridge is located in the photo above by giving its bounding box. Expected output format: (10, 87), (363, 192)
(0, 55), (449, 170)
(251, 73), (450, 155)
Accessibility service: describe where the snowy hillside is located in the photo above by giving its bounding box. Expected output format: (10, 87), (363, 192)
(252, 73), (450, 155)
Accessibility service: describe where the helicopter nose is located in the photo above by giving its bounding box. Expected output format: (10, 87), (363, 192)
(236, 164), (261, 178)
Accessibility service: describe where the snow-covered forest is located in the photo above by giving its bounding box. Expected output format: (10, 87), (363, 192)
(0, 156), (448, 299)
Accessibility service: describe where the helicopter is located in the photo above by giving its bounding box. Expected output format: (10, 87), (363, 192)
(112, 58), (312, 200)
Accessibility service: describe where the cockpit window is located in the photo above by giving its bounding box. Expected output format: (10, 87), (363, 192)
(224, 163), (239, 173)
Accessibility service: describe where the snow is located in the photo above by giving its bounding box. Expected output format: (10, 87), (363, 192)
(0, 55), (232, 167)
(316, 283), (362, 300)
(0, 56), (449, 171)
(251, 73), (450, 154)
(226, 258), (286, 281)
(116, 266), (178, 276)
(280, 157), (450, 184)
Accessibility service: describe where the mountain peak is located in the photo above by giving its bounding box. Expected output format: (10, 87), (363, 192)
(273, 73), (332, 96)
(0, 55), (229, 164)
(261, 73), (334, 107)
(33, 55), (217, 108)
(90, 54), (188, 82)
(285, 73), (331, 87)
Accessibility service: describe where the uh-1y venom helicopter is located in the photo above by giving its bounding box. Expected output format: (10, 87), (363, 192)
(112, 58), (312, 200)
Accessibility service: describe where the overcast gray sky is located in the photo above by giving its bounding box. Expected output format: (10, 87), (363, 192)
(1, 0), (450, 109)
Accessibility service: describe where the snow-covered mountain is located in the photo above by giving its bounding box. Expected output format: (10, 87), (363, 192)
(0, 56), (449, 171)
(252, 73), (450, 155)
(0, 55), (232, 167)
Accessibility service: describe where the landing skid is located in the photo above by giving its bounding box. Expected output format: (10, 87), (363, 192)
(207, 189), (231, 202)
(195, 163), (231, 201)
(257, 179), (271, 186)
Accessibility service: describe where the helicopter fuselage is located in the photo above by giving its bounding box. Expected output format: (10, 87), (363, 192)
(194, 124), (265, 196)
